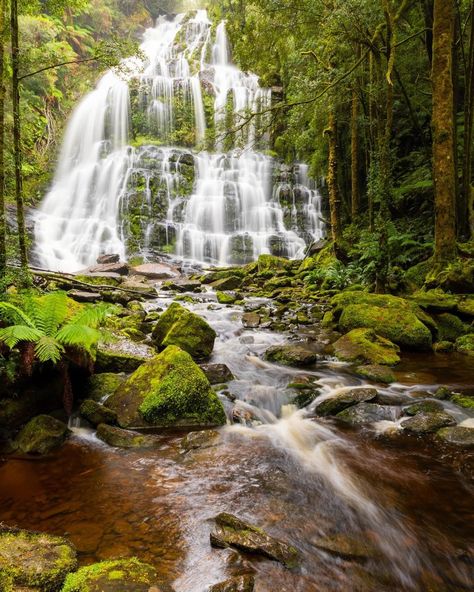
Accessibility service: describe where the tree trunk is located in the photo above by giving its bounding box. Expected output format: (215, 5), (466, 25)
(351, 88), (360, 219)
(432, 0), (457, 262)
(0, 0), (6, 283)
(325, 109), (342, 247)
(11, 0), (29, 280)
(421, 0), (434, 66)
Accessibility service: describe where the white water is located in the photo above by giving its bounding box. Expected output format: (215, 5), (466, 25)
(34, 10), (324, 272)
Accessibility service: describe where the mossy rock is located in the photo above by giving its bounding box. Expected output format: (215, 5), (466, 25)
(336, 402), (396, 425)
(433, 341), (454, 353)
(455, 334), (474, 356)
(257, 254), (293, 276)
(151, 302), (216, 360)
(13, 415), (70, 455)
(457, 297), (474, 318)
(96, 424), (160, 448)
(264, 344), (318, 367)
(86, 373), (126, 402)
(216, 291), (238, 304)
(210, 276), (243, 291)
(310, 533), (378, 560)
(354, 364), (396, 384)
(95, 341), (155, 373)
(449, 393), (474, 409)
(436, 426), (474, 448)
(403, 259), (432, 291)
(61, 557), (166, 592)
(426, 259), (474, 293)
(409, 290), (459, 312)
(404, 400), (444, 416)
(314, 387), (378, 416)
(434, 313), (469, 342)
(401, 411), (456, 434)
(106, 345), (226, 428)
(79, 400), (117, 426)
(333, 328), (400, 366)
(0, 526), (77, 591)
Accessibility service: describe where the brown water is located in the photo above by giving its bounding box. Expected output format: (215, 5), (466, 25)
(1, 294), (473, 591)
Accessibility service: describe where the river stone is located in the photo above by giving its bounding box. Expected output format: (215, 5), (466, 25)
(105, 346), (226, 428)
(13, 415), (70, 455)
(314, 388), (378, 416)
(162, 278), (202, 292)
(311, 533), (377, 560)
(354, 364), (396, 384)
(404, 400), (444, 416)
(436, 426), (474, 448)
(87, 261), (130, 275)
(132, 262), (179, 279)
(200, 363), (234, 384)
(264, 344), (317, 367)
(216, 291), (239, 304)
(333, 328), (400, 366)
(209, 575), (255, 592)
(210, 513), (299, 568)
(96, 424), (160, 448)
(455, 334), (474, 356)
(61, 557), (170, 592)
(95, 340), (155, 373)
(180, 429), (220, 452)
(336, 403), (398, 425)
(210, 276), (242, 290)
(67, 289), (101, 303)
(87, 373), (126, 402)
(401, 411), (456, 434)
(0, 526), (77, 590)
(152, 302), (216, 360)
(80, 400), (117, 426)
(242, 312), (260, 328)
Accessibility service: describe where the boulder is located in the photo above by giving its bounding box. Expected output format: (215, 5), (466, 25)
(86, 373), (126, 402)
(152, 302), (216, 360)
(242, 312), (260, 328)
(67, 290), (101, 303)
(314, 387), (378, 416)
(95, 340), (155, 373)
(210, 276), (242, 290)
(408, 290), (458, 312)
(209, 575), (255, 592)
(457, 297), (474, 318)
(96, 424), (160, 448)
(97, 254), (120, 264)
(401, 411), (456, 434)
(333, 328), (400, 366)
(455, 334), (474, 356)
(404, 400), (444, 416)
(132, 262), (180, 280)
(436, 426), (474, 448)
(13, 415), (70, 454)
(87, 261), (130, 276)
(434, 313), (469, 342)
(162, 278), (202, 292)
(79, 400), (117, 426)
(105, 346), (226, 428)
(336, 403), (398, 425)
(257, 254), (293, 275)
(210, 513), (299, 569)
(61, 558), (169, 592)
(449, 393), (474, 409)
(199, 363), (234, 384)
(264, 344), (317, 367)
(354, 364), (396, 384)
(120, 280), (157, 296)
(426, 259), (474, 293)
(216, 291), (239, 304)
(0, 526), (77, 590)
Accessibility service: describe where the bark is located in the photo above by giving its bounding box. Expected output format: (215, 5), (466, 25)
(324, 109), (342, 246)
(11, 0), (29, 279)
(0, 0), (6, 280)
(351, 88), (360, 219)
(421, 0), (434, 65)
(432, 0), (457, 262)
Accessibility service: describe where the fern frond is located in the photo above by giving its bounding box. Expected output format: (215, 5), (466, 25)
(0, 302), (36, 328)
(0, 325), (43, 349)
(69, 303), (115, 329)
(34, 336), (64, 364)
(33, 292), (69, 336)
(56, 324), (102, 354)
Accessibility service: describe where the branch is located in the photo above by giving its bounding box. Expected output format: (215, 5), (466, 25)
(19, 55), (103, 81)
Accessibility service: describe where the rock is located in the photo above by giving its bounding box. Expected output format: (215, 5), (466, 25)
(0, 526), (77, 590)
(449, 393), (474, 409)
(152, 302), (216, 360)
(13, 415), (70, 454)
(95, 340), (155, 373)
(79, 400), (117, 426)
(210, 513), (299, 568)
(200, 363), (235, 384)
(87, 261), (130, 275)
(132, 262), (180, 279)
(314, 387), (378, 416)
(336, 403), (398, 425)
(67, 290), (101, 303)
(408, 289), (459, 312)
(0, 379), (64, 428)
(433, 341), (454, 353)
(216, 291), (238, 304)
(242, 312), (260, 328)
(61, 557), (166, 592)
(106, 345), (226, 428)
(180, 429), (220, 452)
(436, 426), (474, 448)
(120, 280), (157, 296)
(404, 400), (444, 416)
(354, 364), (396, 384)
(427, 259), (474, 293)
(306, 239), (328, 257)
(86, 373), (126, 402)
(210, 276), (242, 290)
(209, 575), (255, 592)
(311, 533), (377, 560)
(264, 344), (317, 367)
(162, 278), (202, 292)
(333, 328), (400, 366)
(257, 254), (293, 275)
(435, 313), (469, 342)
(97, 254), (120, 264)
(401, 411), (456, 434)
(455, 334), (474, 356)
(434, 386), (452, 400)
(73, 272), (122, 286)
(457, 297), (474, 318)
(96, 424), (160, 448)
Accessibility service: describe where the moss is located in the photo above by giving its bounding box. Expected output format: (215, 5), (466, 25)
(449, 394), (474, 409)
(354, 364), (396, 384)
(74, 274), (121, 287)
(403, 259), (432, 291)
(426, 258), (474, 293)
(457, 297), (474, 318)
(333, 328), (400, 365)
(96, 424), (159, 448)
(61, 558), (156, 592)
(210, 276), (243, 290)
(321, 310), (335, 327)
(86, 373), (125, 402)
(434, 312), (469, 342)
(257, 254), (293, 276)
(216, 291), (238, 304)
(455, 333), (474, 356)
(409, 289), (459, 312)
(79, 400), (117, 426)
(13, 415), (70, 455)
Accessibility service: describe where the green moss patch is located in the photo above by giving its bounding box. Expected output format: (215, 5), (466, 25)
(333, 328), (400, 366)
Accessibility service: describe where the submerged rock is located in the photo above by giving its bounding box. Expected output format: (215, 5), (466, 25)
(333, 328), (400, 366)
(210, 513), (299, 569)
(180, 429), (220, 452)
(401, 411), (456, 434)
(13, 415), (70, 454)
(436, 426), (474, 448)
(200, 363), (235, 384)
(264, 344), (317, 367)
(79, 400), (117, 426)
(96, 424), (160, 448)
(336, 403), (398, 425)
(209, 574), (255, 592)
(152, 302), (216, 360)
(314, 388), (378, 416)
(311, 533), (377, 560)
(0, 526), (77, 590)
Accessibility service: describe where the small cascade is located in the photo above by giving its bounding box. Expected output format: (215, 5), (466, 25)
(34, 10), (325, 272)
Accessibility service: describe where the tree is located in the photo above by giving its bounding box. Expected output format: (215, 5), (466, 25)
(0, 0), (6, 284)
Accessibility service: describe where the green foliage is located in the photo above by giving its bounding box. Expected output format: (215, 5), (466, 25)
(306, 260), (362, 291)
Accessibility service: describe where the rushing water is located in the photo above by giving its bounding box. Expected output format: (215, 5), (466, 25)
(1, 291), (473, 591)
(34, 10), (324, 272)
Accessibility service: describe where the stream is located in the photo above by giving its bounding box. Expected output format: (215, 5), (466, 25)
(1, 289), (473, 591)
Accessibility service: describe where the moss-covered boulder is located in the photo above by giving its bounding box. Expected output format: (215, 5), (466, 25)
(354, 364), (396, 384)
(210, 513), (299, 569)
(96, 424), (160, 448)
(434, 313), (469, 342)
(151, 302), (216, 360)
(449, 393), (474, 409)
(105, 345), (226, 428)
(264, 344), (318, 367)
(426, 259), (474, 293)
(436, 426), (474, 448)
(404, 400), (444, 416)
(0, 526), (77, 591)
(314, 387), (378, 416)
(401, 411), (456, 434)
(257, 254), (293, 275)
(61, 557), (166, 592)
(409, 290), (459, 312)
(457, 297), (474, 318)
(210, 276), (242, 291)
(95, 340), (155, 373)
(13, 415), (70, 455)
(455, 334), (474, 356)
(86, 373), (126, 402)
(216, 291), (238, 304)
(333, 328), (400, 366)
(79, 400), (117, 426)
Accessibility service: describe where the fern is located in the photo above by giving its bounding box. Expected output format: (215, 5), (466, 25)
(0, 325), (43, 348)
(56, 324), (102, 355)
(32, 292), (70, 336)
(35, 336), (64, 364)
(0, 302), (36, 328)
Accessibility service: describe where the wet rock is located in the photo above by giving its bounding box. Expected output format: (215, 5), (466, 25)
(0, 525), (77, 590)
(232, 404), (261, 425)
(106, 346), (226, 428)
(336, 403), (398, 425)
(314, 388), (378, 416)
(401, 411), (456, 434)
(97, 253), (120, 264)
(242, 312), (260, 328)
(333, 328), (400, 366)
(120, 279), (157, 296)
(436, 426), (474, 448)
(257, 254), (293, 276)
(311, 533), (377, 560)
(61, 557), (168, 591)
(455, 333), (474, 356)
(132, 262), (179, 279)
(434, 386), (452, 400)
(209, 574), (255, 592)
(216, 291), (239, 304)
(95, 340), (155, 373)
(210, 276), (242, 291)
(449, 393), (474, 409)
(433, 340), (454, 353)
(88, 261), (130, 275)
(13, 415), (70, 454)
(163, 278), (202, 292)
(79, 400), (117, 426)
(96, 424), (160, 448)
(210, 513), (299, 568)
(290, 389), (320, 409)
(180, 429), (220, 452)
(374, 392), (414, 405)
(86, 372), (126, 402)
(264, 344), (317, 367)
(200, 363), (235, 384)
(152, 302), (216, 360)
(354, 364), (396, 384)
(67, 289), (101, 303)
(404, 400), (444, 416)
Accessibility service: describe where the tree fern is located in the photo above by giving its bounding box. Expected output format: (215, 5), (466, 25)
(0, 301), (36, 327)
(56, 324), (102, 355)
(34, 335), (64, 364)
(0, 325), (43, 348)
(31, 292), (70, 336)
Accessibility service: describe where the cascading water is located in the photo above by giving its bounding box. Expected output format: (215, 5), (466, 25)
(34, 10), (324, 272)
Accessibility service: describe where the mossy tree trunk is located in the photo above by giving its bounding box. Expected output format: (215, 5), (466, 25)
(351, 86), (360, 219)
(432, 0), (457, 262)
(325, 108), (342, 248)
(0, 0), (6, 284)
(460, 1), (473, 240)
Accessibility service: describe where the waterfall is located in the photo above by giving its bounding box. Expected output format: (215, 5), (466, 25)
(34, 10), (325, 272)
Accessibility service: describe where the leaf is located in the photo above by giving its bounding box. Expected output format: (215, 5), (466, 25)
(68, 302), (115, 329)
(31, 292), (69, 336)
(56, 324), (102, 354)
(0, 302), (36, 327)
(0, 325), (43, 349)
(34, 336), (64, 364)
